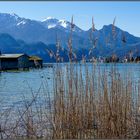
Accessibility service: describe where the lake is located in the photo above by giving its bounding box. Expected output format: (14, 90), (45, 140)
(0, 63), (140, 110)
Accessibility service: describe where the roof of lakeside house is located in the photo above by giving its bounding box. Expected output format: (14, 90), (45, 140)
(0, 54), (27, 59)
(29, 56), (42, 61)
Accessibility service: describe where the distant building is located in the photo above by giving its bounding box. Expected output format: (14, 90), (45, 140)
(29, 56), (43, 68)
(135, 56), (140, 63)
(0, 54), (29, 70)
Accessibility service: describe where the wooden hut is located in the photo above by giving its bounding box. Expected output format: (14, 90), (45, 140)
(29, 56), (43, 68)
(0, 54), (29, 70)
(135, 56), (140, 63)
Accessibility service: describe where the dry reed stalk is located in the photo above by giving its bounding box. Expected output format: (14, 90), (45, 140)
(0, 63), (140, 139)
(51, 63), (140, 139)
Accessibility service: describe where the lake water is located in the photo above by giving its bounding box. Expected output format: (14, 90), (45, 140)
(0, 63), (140, 111)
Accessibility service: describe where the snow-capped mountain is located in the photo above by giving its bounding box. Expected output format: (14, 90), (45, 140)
(0, 12), (140, 56)
(41, 17), (58, 29)
(41, 17), (83, 33)
(0, 13), (87, 48)
(0, 13), (27, 27)
(0, 13), (83, 33)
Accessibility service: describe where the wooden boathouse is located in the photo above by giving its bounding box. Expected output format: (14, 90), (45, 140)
(0, 54), (29, 70)
(29, 56), (43, 68)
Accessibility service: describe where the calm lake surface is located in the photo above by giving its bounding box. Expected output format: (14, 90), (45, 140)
(0, 63), (140, 110)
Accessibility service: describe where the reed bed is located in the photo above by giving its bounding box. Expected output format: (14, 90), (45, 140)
(0, 63), (140, 139)
(51, 63), (140, 139)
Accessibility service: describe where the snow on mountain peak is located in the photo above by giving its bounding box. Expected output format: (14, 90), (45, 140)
(59, 19), (66, 22)
(58, 19), (68, 28)
(10, 13), (17, 16)
(41, 17), (58, 29)
(48, 24), (56, 29)
(47, 16), (55, 20)
(17, 20), (26, 26)
(10, 13), (19, 20)
(42, 17), (56, 22)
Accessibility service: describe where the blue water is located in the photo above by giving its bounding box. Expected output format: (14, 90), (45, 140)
(0, 63), (140, 110)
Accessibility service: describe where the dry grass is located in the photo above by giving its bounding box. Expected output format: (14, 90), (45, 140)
(51, 63), (140, 139)
(0, 63), (140, 139)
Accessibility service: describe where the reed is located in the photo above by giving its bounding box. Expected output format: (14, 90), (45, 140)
(51, 63), (140, 139)
(0, 63), (140, 139)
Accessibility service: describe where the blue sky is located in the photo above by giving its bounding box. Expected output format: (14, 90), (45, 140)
(0, 2), (140, 36)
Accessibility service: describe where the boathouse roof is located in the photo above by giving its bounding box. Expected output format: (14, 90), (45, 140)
(29, 56), (42, 61)
(0, 54), (27, 59)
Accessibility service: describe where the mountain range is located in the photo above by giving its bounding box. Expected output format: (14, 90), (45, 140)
(0, 12), (140, 62)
